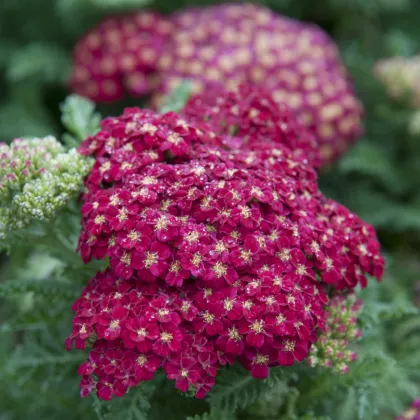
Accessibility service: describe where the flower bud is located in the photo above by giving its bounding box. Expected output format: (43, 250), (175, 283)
(309, 293), (363, 373)
(375, 56), (420, 108)
(0, 136), (92, 243)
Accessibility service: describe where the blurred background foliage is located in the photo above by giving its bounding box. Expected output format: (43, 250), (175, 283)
(1, 0), (420, 419)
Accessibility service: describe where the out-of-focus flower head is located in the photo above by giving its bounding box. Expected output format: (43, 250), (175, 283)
(375, 56), (420, 108)
(67, 104), (384, 401)
(153, 3), (364, 165)
(69, 4), (364, 166)
(70, 11), (173, 102)
(0, 136), (91, 243)
(308, 293), (362, 374)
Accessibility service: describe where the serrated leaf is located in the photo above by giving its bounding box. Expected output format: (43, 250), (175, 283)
(159, 80), (192, 114)
(297, 415), (331, 420)
(186, 409), (232, 420)
(60, 94), (101, 147)
(6, 348), (85, 372)
(94, 382), (156, 420)
(339, 142), (402, 193)
(208, 365), (290, 413)
(0, 279), (81, 299)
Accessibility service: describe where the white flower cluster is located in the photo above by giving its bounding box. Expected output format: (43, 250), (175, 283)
(0, 136), (91, 241)
(375, 56), (420, 108)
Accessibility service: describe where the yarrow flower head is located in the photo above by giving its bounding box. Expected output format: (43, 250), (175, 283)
(375, 55), (420, 108)
(396, 399), (420, 420)
(182, 83), (322, 168)
(70, 3), (364, 166)
(70, 11), (173, 102)
(308, 293), (362, 374)
(0, 136), (91, 244)
(152, 4), (364, 165)
(68, 105), (384, 400)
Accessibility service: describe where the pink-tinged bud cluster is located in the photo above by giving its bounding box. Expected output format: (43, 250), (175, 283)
(396, 399), (420, 420)
(0, 136), (64, 197)
(68, 105), (383, 400)
(182, 83), (322, 168)
(70, 11), (173, 102)
(308, 294), (362, 374)
(375, 56), (420, 108)
(70, 3), (364, 166)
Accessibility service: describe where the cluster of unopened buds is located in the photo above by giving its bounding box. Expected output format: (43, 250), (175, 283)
(308, 293), (362, 374)
(375, 56), (420, 108)
(71, 3), (364, 166)
(396, 399), (420, 420)
(67, 86), (384, 401)
(375, 56), (420, 136)
(0, 136), (91, 242)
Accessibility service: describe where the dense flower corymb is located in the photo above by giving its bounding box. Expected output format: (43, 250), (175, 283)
(182, 83), (322, 168)
(0, 136), (91, 243)
(68, 104), (383, 400)
(70, 11), (173, 102)
(162, 4), (363, 163)
(156, 2), (364, 165)
(70, 3), (364, 165)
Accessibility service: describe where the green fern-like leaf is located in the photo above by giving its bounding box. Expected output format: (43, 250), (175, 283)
(187, 410), (234, 420)
(159, 80), (192, 114)
(92, 382), (156, 420)
(208, 365), (291, 413)
(0, 279), (81, 299)
(338, 142), (402, 194)
(335, 350), (417, 420)
(60, 94), (101, 147)
(4, 330), (86, 376)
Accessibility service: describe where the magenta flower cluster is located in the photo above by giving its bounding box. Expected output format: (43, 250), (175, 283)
(71, 11), (173, 101)
(182, 83), (322, 168)
(70, 3), (363, 166)
(66, 96), (384, 401)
